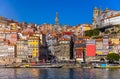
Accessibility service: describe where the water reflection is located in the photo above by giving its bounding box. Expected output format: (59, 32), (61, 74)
(0, 68), (120, 79)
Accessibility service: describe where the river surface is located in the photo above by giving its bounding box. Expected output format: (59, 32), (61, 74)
(0, 68), (120, 79)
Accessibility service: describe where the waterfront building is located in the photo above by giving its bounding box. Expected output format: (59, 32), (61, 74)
(102, 35), (109, 55)
(74, 36), (89, 62)
(96, 39), (103, 55)
(85, 39), (96, 62)
(74, 41), (84, 62)
(46, 32), (55, 55)
(16, 39), (28, 62)
(59, 38), (70, 61)
(33, 33), (48, 61)
(53, 44), (61, 57)
(0, 44), (16, 64)
(45, 31), (61, 61)
(86, 39), (96, 57)
(28, 36), (40, 62)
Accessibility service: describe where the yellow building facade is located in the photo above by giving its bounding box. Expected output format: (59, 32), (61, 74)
(28, 36), (40, 62)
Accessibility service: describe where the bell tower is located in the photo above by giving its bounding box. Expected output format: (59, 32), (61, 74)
(55, 12), (59, 26)
(93, 7), (99, 20)
(92, 7), (99, 28)
(54, 12), (60, 32)
(106, 7), (109, 12)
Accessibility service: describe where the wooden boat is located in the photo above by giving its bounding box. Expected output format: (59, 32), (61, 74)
(94, 63), (120, 69)
(94, 65), (120, 68)
(1, 63), (63, 68)
(20, 64), (63, 68)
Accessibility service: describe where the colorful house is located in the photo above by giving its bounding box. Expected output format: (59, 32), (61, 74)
(28, 36), (40, 62)
(75, 47), (84, 62)
(86, 39), (96, 57)
(16, 39), (28, 62)
(59, 38), (70, 61)
(96, 39), (103, 55)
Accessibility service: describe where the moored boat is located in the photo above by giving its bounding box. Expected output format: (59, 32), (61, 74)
(20, 63), (63, 68)
(94, 63), (120, 68)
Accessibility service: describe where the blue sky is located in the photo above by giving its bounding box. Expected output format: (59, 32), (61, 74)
(0, 0), (120, 26)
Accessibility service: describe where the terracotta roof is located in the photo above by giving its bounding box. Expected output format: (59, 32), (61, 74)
(22, 32), (29, 35)
(62, 31), (73, 35)
(75, 47), (84, 50)
(50, 32), (57, 36)
(11, 30), (17, 32)
(41, 31), (47, 34)
(107, 13), (120, 19)
(8, 44), (15, 46)
(59, 38), (70, 41)
(96, 39), (103, 42)
(4, 30), (10, 33)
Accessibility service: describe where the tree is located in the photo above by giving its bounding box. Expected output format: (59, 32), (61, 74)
(84, 29), (100, 37)
(93, 28), (100, 36)
(84, 30), (93, 37)
(106, 53), (120, 63)
(105, 30), (110, 34)
(111, 31), (117, 34)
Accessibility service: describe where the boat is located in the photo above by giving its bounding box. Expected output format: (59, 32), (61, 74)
(94, 63), (120, 69)
(2, 63), (63, 68)
(94, 65), (120, 68)
(20, 63), (63, 68)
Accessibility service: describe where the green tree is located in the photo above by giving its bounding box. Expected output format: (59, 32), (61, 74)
(111, 31), (117, 34)
(106, 53), (120, 63)
(93, 28), (100, 36)
(105, 30), (110, 34)
(85, 29), (100, 37)
(85, 30), (93, 37)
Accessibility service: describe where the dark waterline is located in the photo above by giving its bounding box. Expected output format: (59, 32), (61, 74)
(0, 68), (120, 79)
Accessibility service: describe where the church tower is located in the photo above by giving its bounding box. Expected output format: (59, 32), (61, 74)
(106, 7), (109, 12)
(99, 7), (103, 15)
(93, 7), (99, 20)
(54, 12), (61, 32)
(92, 7), (99, 28)
(55, 12), (59, 26)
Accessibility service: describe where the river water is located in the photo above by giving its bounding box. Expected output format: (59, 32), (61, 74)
(0, 68), (120, 79)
